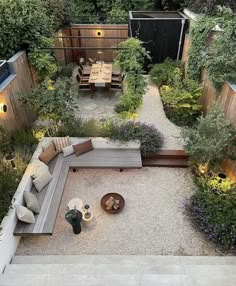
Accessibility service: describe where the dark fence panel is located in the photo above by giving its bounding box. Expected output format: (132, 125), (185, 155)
(129, 12), (188, 71)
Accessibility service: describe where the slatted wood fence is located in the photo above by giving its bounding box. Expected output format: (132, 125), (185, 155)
(182, 34), (236, 181)
(0, 51), (37, 131)
(55, 24), (128, 64)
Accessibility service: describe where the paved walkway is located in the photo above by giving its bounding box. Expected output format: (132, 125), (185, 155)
(138, 83), (184, 149)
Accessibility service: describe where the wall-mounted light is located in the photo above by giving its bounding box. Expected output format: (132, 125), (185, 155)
(0, 103), (7, 113)
(97, 51), (103, 54)
(97, 31), (102, 37)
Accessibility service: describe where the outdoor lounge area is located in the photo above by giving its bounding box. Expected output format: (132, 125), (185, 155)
(16, 167), (222, 256)
(0, 0), (236, 285)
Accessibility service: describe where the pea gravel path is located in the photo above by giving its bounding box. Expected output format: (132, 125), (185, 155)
(138, 83), (184, 149)
(16, 168), (223, 256)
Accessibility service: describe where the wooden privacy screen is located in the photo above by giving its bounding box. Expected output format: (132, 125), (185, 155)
(55, 24), (128, 64)
(0, 51), (37, 131)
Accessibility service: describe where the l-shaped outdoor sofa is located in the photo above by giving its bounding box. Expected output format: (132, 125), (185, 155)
(12, 137), (142, 236)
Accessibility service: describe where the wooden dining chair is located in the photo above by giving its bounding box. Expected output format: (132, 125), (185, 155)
(78, 63), (91, 76)
(88, 58), (96, 66)
(78, 67), (90, 81)
(76, 74), (94, 98)
(112, 73), (124, 82)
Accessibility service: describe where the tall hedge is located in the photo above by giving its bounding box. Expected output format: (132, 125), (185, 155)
(0, 0), (67, 59)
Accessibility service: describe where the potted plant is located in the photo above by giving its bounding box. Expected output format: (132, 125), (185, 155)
(65, 209), (82, 234)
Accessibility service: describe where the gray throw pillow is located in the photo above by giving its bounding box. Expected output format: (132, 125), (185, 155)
(33, 168), (53, 192)
(24, 191), (40, 214)
(16, 205), (35, 224)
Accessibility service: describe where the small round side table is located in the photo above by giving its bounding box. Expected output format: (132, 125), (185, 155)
(68, 198), (83, 212)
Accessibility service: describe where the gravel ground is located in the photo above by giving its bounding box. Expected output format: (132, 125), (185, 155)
(138, 82), (184, 149)
(16, 168), (223, 256)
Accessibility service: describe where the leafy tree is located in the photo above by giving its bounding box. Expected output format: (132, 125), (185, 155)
(107, 1), (128, 24)
(42, 0), (66, 29)
(0, 0), (53, 59)
(19, 78), (78, 131)
(186, 0), (236, 15)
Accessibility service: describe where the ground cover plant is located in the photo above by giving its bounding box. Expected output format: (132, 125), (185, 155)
(183, 105), (236, 250)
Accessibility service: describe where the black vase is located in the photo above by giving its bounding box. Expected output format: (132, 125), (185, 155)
(65, 210), (82, 234)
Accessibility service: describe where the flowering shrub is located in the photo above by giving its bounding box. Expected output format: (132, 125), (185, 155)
(111, 121), (163, 157)
(186, 184), (236, 249)
(55, 119), (163, 157)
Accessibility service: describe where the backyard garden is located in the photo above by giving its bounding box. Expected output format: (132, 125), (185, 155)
(0, 0), (236, 262)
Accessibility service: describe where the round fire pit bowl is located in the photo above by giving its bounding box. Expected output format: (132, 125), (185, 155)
(101, 193), (125, 214)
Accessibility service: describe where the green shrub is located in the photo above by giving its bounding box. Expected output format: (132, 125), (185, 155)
(110, 121), (163, 157)
(182, 104), (236, 168)
(54, 64), (75, 79)
(186, 183), (236, 249)
(54, 118), (113, 138)
(114, 38), (149, 113)
(9, 129), (38, 162)
(54, 119), (163, 157)
(149, 58), (183, 87)
(160, 78), (202, 127)
(0, 158), (27, 223)
(20, 77), (78, 129)
(28, 37), (58, 82)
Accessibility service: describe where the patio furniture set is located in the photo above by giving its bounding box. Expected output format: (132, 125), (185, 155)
(13, 137), (141, 236)
(76, 60), (124, 98)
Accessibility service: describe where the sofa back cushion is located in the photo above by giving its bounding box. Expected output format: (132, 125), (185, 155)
(39, 143), (58, 165)
(73, 139), (94, 156)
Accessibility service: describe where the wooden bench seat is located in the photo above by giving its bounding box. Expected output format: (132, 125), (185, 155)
(14, 146), (142, 236)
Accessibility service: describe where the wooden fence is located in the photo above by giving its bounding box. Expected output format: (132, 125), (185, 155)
(0, 51), (37, 131)
(55, 24), (128, 64)
(182, 34), (236, 181)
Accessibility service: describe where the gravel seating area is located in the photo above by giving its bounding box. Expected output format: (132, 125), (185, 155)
(16, 168), (223, 256)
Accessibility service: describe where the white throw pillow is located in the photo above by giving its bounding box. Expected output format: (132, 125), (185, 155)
(31, 161), (49, 179)
(62, 145), (74, 157)
(33, 168), (53, 192)
(16, 205), (35, 224)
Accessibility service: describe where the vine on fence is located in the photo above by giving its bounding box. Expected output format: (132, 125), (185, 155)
(188, 6), (236, 90)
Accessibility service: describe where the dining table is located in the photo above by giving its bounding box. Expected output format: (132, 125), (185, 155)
(88, 63), (112, 86)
